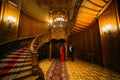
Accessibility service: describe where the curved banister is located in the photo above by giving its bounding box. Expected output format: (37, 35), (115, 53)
(30, 29), (51, 53)
(66, 0), (83, 35)
(30, 29), (51, 78)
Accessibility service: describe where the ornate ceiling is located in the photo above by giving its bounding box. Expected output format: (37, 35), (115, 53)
(36, 0), (75, 10)
(35, 0), (77, 21)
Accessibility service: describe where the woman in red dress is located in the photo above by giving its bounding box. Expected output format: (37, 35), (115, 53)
(60, 44), (65, 62)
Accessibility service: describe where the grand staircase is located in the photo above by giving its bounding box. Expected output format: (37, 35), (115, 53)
(0, 1), (82, 79)
(0, 46), (39, 80)
(0, 26), (72, 80)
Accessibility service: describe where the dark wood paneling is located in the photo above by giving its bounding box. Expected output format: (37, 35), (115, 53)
(0, 40), (20, 57)
(98, 0), (120, 73)
(17, 11), (49, 39)
(38, 42), (50, 60)
(0, 0), (21, 45)
(70, 20), (102, 65)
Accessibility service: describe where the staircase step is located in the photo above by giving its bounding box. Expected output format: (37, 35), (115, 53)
(0, 66), (32, 75)
(4, 55), (31, 58)
(15, 49), (30, 52)
(25, 50), (31, 53)
(0, 74), (17, 80)
(20, 66), (32, 71)
(10, 52), (31, 56)
(0, 62), (32, 69)
(0, 46), (34, 80)
(0, 58), (31, 63)
(24, 75), (39, 80)
(0, 69), (32, 80)
(14, 70), (32, 80)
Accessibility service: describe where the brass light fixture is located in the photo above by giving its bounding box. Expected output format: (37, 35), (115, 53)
(102, 24), (112, 35)
(6, 16), (16, 25)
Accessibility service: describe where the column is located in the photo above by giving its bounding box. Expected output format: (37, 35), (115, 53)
(49, 41), (52, 61)
(65, 40), (68, 60)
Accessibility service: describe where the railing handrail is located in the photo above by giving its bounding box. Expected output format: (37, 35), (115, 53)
(30, 29), (51, 53)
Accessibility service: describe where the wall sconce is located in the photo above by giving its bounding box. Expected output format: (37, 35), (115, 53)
(48, 19), (53, 29)
(48, 20), (53, 25)
(102, 24), (112, 35)
(6, 16), (16, 25)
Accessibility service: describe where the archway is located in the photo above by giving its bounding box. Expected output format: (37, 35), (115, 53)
(51, 39), (65, 58)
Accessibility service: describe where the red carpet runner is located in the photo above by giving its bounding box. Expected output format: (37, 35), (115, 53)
(46, 59), (69, 80)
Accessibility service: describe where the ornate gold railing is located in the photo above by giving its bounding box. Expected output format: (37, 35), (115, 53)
(66, 0), (83, 35)
(31, 29), (51, 52)
(30, 29), (51, 79)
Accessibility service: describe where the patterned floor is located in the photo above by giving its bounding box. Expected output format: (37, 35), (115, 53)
(46, 59), (68, 80)
(39, 59), (120, 80)
(39, 59), (53, 80)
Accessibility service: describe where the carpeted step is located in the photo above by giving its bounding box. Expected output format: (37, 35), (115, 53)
(10, 52), (31, 56)
(16, 49), (30, 51)
(0, 69), (32, 80)
(0, 73), (17, 80)
(0, 50), (31, 60)
(0, 46), (33, 80)
(25, 50), (31, 53)
(0, 58), (31, 63)
(4, 54), (31, 59)
(23, 75), (39, 80)
(0, 66), (32, 76)
(0, 62), (32, 69)
(14, 70), (33, 80)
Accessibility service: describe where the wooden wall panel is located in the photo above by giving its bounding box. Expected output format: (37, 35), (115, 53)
(71, 20), (102, 65)
(70, 35), (81, 58)
(38, 42), (49, 60)
(91, 21), (102, 64)
(98, 0), (120, 72)
(0, 0), (21, 45)
(17, 11), (49, 40)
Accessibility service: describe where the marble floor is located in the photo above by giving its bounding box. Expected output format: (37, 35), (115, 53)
(39, 59), (120, 80)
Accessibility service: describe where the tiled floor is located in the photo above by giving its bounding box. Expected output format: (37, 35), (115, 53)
(66, 59), (120, 80)
(39, 59), (53, 80)
(39, 59), (120, 80)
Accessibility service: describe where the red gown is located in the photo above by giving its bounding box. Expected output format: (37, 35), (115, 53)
(60, 46), (65, 62)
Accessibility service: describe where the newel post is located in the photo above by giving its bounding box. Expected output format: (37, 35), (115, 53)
(31, 44), (44, 80)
